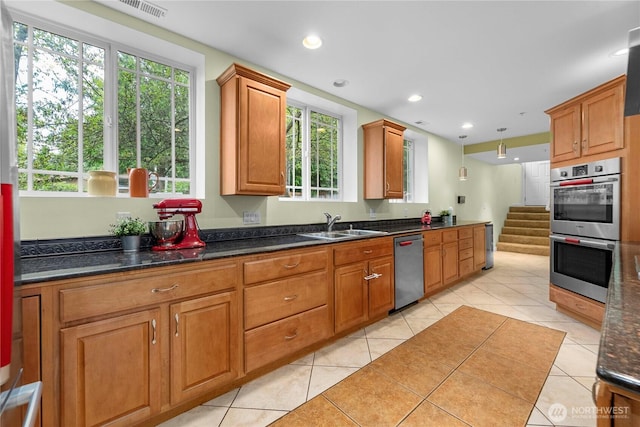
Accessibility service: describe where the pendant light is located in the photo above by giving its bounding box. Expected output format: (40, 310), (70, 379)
(497, 127), (507, 159)
(458, 135), (468, 181)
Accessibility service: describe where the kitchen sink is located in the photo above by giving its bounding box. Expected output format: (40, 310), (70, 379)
(299, 229), (387, 240)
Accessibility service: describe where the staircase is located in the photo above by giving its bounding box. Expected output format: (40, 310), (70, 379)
(497, 206), (550, 256)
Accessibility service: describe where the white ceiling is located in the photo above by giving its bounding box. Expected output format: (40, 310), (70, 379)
(65, 1), (640, 163)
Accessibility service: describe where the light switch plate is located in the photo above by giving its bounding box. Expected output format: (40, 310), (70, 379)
(243, 211), (261, 225)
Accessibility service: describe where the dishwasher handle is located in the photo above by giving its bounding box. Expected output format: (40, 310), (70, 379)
(399, 241), (413, 247)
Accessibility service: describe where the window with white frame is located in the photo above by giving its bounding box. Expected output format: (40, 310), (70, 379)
(285, 102), (342, 200)
(13, 17), (194, 195)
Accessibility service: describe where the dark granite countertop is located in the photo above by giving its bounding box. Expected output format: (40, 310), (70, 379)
(597, 242), (640, 394)
(18, 219), (488, 286)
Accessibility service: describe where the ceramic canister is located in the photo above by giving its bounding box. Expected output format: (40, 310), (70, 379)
(87, 171), (117, 196)
(128, 168), (159, 198)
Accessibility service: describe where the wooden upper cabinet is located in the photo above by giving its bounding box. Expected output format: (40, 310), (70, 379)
(363, 119), (406, 199)
(217, 63), (291, 195)
(546, 76), (625, 164)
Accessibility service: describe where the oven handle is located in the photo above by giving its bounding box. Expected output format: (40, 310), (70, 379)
(550, 234), (615, 250)
(551, 176), (619, 187)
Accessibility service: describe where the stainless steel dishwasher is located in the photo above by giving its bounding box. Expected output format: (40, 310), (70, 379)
(394, 234), (424, 310)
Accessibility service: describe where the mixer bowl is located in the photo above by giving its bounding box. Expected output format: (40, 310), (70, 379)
(149, 220), (183, 246)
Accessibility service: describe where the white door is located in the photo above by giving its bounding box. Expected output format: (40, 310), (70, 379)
(524, 161), (550, 207)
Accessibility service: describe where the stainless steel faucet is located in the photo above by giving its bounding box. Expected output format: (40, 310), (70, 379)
(324, 212), (342, 232)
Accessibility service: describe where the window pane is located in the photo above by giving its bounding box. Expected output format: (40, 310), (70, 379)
(310, 110), (339, 199)
(141, 57), (171, 79)
(33, 27), (78, 57)
(118, 68), (137, 175)
(285, 106), (303, 198)
(83, 59), (105, 172)
(140, 75), (172, 191)
(118, 51), (136, 70)
(175, 84), (190, 180)
(175, 69), (189, 85)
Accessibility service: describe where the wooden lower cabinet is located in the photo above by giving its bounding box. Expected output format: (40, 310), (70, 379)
(334, 255), (394, 333)
(473, 225), (486, 270)
(242, 246), (331, 373)
(423, 230), (443, 295)
(170, 291), (239, 404)
(442, 241), (459, 285)
(549, 284), (604, 329)
(596, 379), (640, 427)
(61, 309), (162, 427)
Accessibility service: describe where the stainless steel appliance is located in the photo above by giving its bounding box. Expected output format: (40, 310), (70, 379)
(549, 157), (620, 304)
(550, 234), (614, 303)
(550, 157), (620, 240)
(393, 234), (424, 310)
(484, 223), (494, 270)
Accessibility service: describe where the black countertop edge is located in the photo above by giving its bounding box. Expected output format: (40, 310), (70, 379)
(17, 218), (488, 286)
(596, 242), (640, 395)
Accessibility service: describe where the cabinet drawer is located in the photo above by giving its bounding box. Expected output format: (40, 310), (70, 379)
(334, 238), (393, 266)
(459, 237), (473, 250)
(459, 247), (473, 260)
(423, 230), (442, 247)
(459, 257), (474, 276)
(244, 305), (331, 372)
(442, 230), (458, 243)
(458, 228), (473, 239)
(244, 249), (328, 285)
(60, 261), (238, 323)
(244, 271), (328, 329)
(549, 285), (604, 324)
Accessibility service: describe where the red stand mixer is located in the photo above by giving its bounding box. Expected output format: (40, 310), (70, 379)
(151, 198), (206, 251)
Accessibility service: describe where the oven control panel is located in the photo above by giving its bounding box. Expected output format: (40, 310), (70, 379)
(551, 157), (620, 182)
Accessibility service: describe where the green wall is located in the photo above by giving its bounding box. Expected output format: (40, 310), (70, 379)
(17, 1), (524, 243)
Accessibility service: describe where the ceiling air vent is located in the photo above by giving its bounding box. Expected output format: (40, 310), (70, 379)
(118, 0), (167, 18)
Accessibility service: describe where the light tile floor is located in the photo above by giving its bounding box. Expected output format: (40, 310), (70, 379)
(161, 251), (600, 427)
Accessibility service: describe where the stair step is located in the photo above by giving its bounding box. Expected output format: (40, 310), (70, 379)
(507, 212), (550, 221)
(499, 234), (550, 245)
(504, 219), (550, 229)
(508, 206), (548, 213)
(497, 242), (550, 256)
(501, 226), (550, 237)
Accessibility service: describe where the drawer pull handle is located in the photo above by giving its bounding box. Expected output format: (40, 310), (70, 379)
(283, 295), (298, 302)
(283, 262), (300, 269)
(284, 331), (298, 340)
(364, 273), (382, 281)
(151, 319), (157, 345)
(174, 313), (179, 337)
(363, 250), (373, 255)
(151, 284), (179, 293)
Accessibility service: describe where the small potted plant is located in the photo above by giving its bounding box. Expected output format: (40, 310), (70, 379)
(109, 217), (147, 252)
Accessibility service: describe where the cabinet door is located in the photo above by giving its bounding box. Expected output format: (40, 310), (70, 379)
(61, 309), (161, 427)
(550, 104), (581, 163)
(582, 83), (624, 156)
(424, 244), (443, 294)
(334, 262), (369, 333)
(367, 256), (394, 318)
(473, 226), (486, 271)
(237, 76), (286, 195)
(170, 291), (239, 405)
(442, 241), (459, 285)
(384, 126), (404, 198)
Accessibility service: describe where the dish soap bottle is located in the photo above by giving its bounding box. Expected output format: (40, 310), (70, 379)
(447, 206), (454, 225)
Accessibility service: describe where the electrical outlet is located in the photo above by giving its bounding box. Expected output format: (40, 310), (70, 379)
(116, 212), (131, 220)
(243, 211), (261, 225)
(369, 208), (376, 219)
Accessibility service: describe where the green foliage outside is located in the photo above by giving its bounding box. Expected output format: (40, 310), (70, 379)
(13, 22), (191, 194)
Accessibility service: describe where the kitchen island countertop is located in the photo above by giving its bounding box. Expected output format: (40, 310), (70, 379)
(597, 242), (640, 395)
(18, 219), (487, 285)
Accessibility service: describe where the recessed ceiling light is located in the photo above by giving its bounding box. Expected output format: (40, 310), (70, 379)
(514, 157), (520, 161)
(613, 47), (629, 56)
(408, 94), (422, 102)
(302, 35), (322, 49)
(461, 122), (473, 129)
(333, 79), (349, 88)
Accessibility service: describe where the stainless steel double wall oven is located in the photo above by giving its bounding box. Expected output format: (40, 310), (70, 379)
(550, 157), (620, 303)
